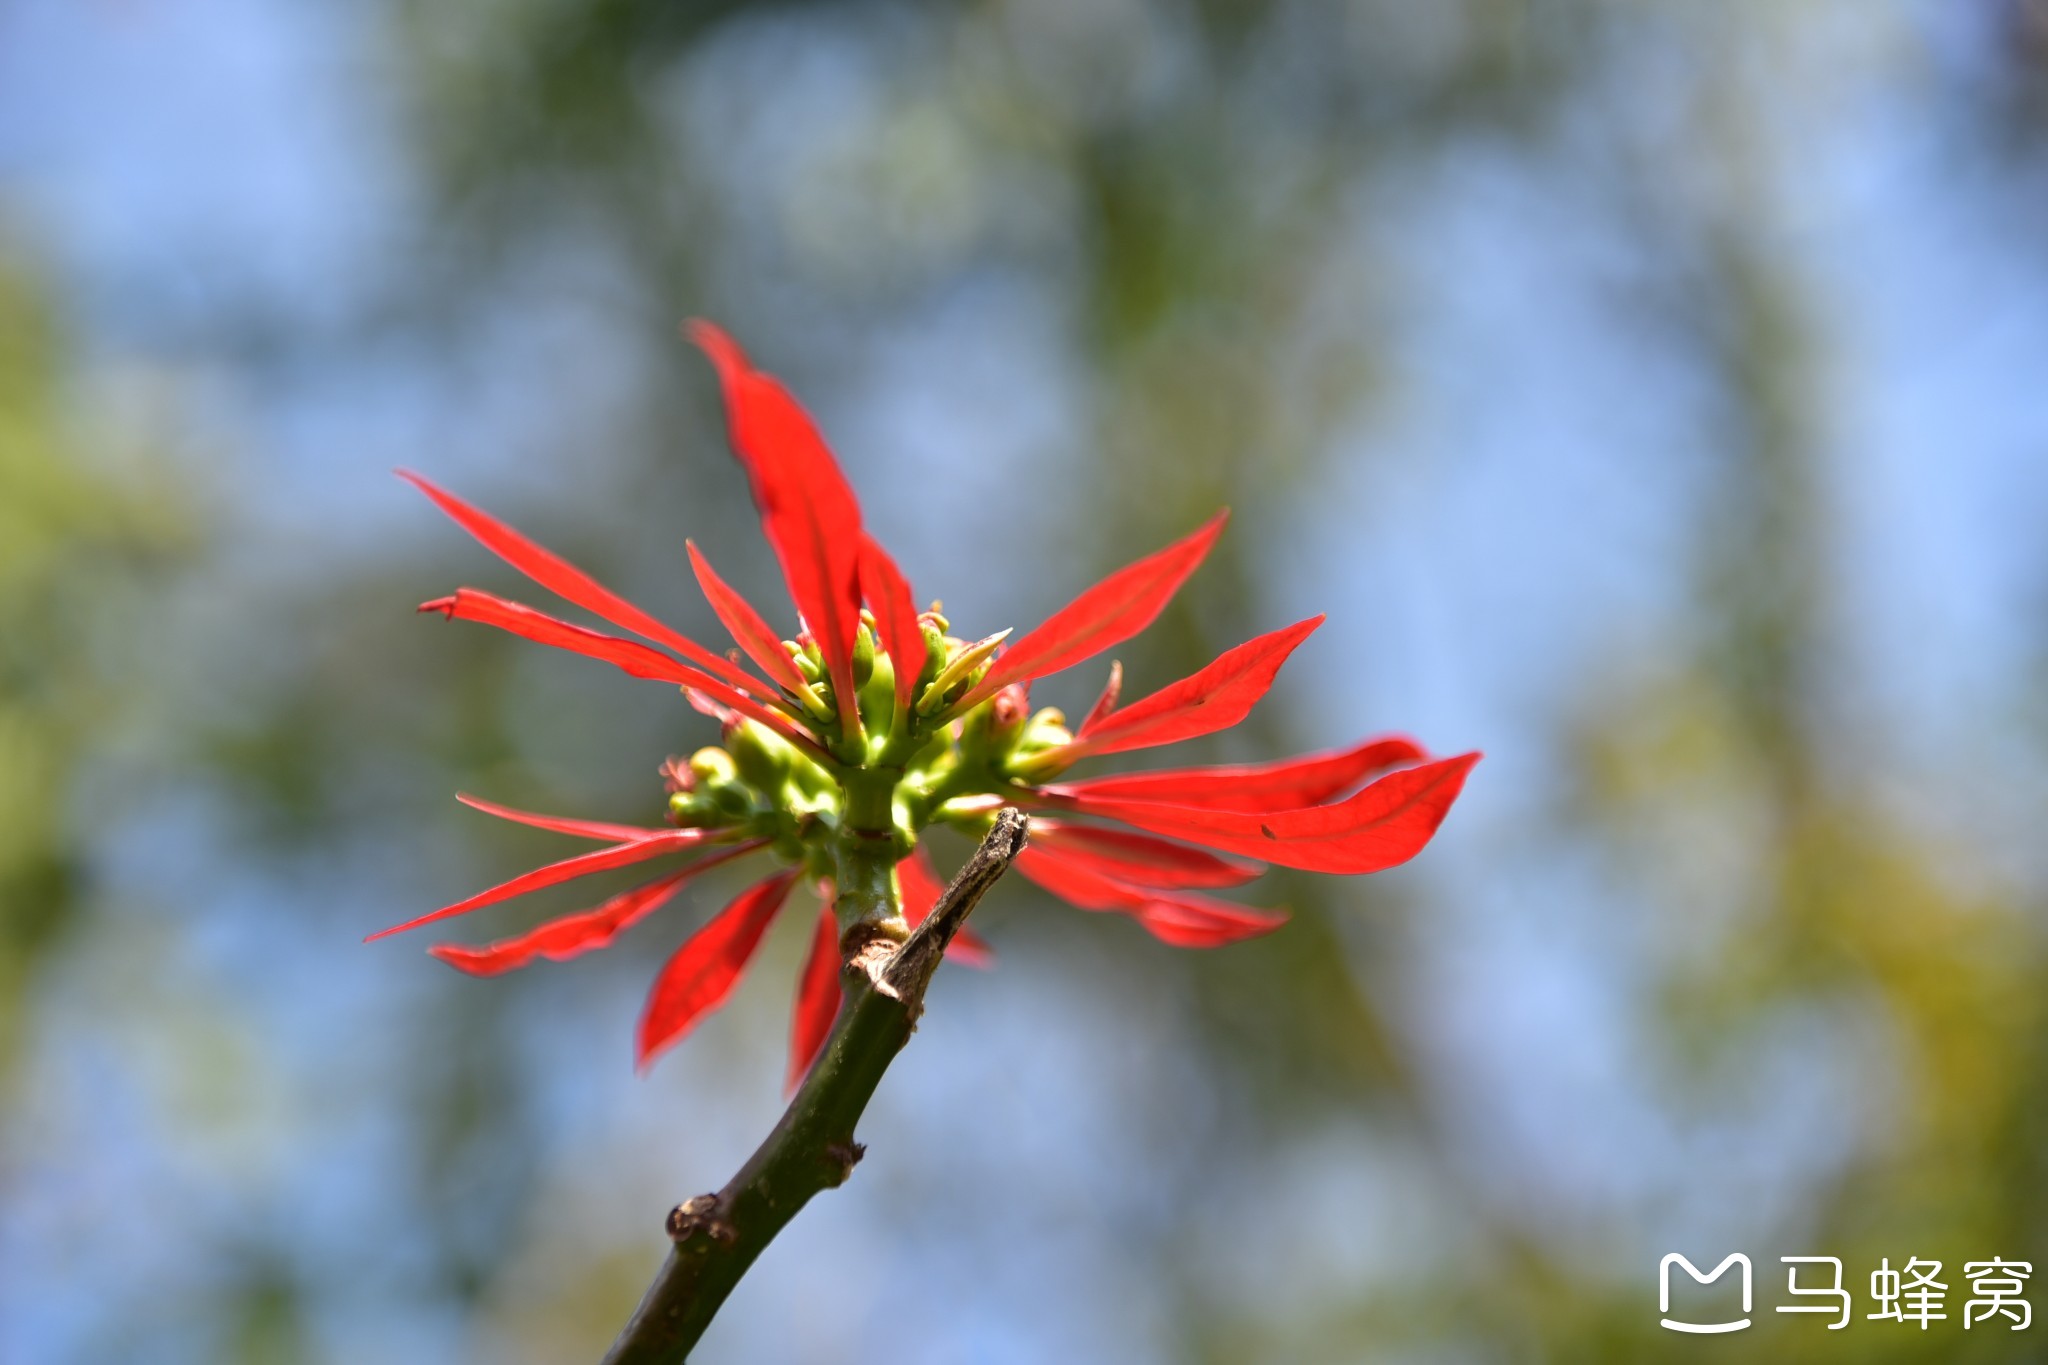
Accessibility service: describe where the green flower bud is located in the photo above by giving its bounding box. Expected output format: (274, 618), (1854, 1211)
(1007, 707), (1079, 781)
(859, 648), (896, 734)
(726, 719), (794, 793)
(709, 782), (757, 820)
(852, 623), (876, 688)
(668, 789), (716, 827)
(916, 616), (949, 689)
(688, 747), (738, 788)
(960, 683), (1029, 758)
(1016, 705), (1071, 754)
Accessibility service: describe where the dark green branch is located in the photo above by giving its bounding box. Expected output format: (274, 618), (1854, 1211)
(601, 808), (1030, 1365)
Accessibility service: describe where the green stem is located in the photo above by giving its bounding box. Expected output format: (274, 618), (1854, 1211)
(600, 810), (1029, 1364)
(833, 769), (902, 933)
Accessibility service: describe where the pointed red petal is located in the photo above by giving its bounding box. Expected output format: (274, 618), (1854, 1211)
(366, 828), (707, 941)
(1016, 847), (1287, 947)
(1029, 820), (1262, 888)
(455, 792), (671, 843)
(426, 841), (768, 976)
(1080, 661), (1123, 732)
(398, 470), (772, 700)
(687, 541), (813, 695)
(897, 844), (945, 920)
(786, 906), (844, 1093)
(689, 323), (864, 731)
(636, 868), (801, 1070)
(1052, 616), (1322, 761)
(898, 846), (995, 968)
(858, 533), (926, 715)
(1053, 735), (1428, 812)
(1128, 898), (1291, 949)
(1039, 751), (1480, 874)
(956, 510), (1229, 709)
(422, 587), (700, 684)
(424, 588), (830, 763)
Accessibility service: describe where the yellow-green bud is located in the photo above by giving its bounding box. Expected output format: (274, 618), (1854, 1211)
(859, 648), (897, 733)
(852, 623), (876, 687)
(917, 618), (949, 688)
(688, 747), (738, 787)
(667, 789), (716, 827)
(726, 719), (794, 792)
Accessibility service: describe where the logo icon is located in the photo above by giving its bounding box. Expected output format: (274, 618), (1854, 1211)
(1660, 1253), (1753, 1334)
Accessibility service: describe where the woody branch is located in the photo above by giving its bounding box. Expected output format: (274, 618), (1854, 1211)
(601, 807), (1030, 1365)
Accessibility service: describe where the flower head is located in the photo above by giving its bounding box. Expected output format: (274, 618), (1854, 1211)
(376, 323), (1479, 1084)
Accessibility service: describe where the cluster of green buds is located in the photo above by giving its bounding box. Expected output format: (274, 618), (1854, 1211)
(661, 607), (1078, 943)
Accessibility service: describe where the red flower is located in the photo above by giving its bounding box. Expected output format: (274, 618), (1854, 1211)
(377, 323), (1479, 1085)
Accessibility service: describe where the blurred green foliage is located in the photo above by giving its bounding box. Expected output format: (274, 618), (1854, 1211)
(0, 258), (187, 1087)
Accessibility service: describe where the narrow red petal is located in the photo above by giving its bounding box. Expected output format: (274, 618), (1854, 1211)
(1080, 661), (1123, 732)
(422, 587), (701, 685)
(956, 509), (1229, 709)
(786, 906), (844, 1093)
(1128, 898), (1290, 949)
(1055, 616), (1322, 761)
(1053, 735), (1428, 811)
(366, 828), (707, 942)
(455, 792), (672, 843)
(1039, 751), (1480, 874)
(687, 541), (813, 695)
(426, 841), (768, 976)
(636, 868), (801, 1070)
(426, 588), (830, 763)
(897, 845), (944, 921)
(1029, 820), (1262, 888)
(398, 470), (772, 700)
(689, 323), (864, 730)
(898, 846), (995, 968)
(1016, 847), (1287, 948)
(858, 533), (926, 715)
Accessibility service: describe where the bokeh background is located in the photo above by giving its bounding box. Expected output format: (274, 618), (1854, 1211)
(4, 1), (2048, 1361)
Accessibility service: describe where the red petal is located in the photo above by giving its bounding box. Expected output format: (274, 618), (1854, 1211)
(897, 844), (945, 921)
(426, 841), (769, 976)
(689, 323), (864, 731)
(1080, 661), (1122, 732)
(1040, 751), (1480, 874)
(456, 792), (672, 843)
(398, 470), (772, 701)
(422, 587), (700, 684)
(955, 510), (1228, 709)
(1016, 847), (1287, 947)
(687, 541), (814, 695)
(1129, 898), (1291, 949)
(1053, 735), (1428, 812)
(858, 533), (926, 715)
(425, 588), (830, 763)
(786, 906), (844, 1092)
(1054, 616), (1322, 761)
(366, 828), (707, 941)
(636, 868), (801, 1070)
(899, 846), (995, 969)
(1029, 820), (1261, 888)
